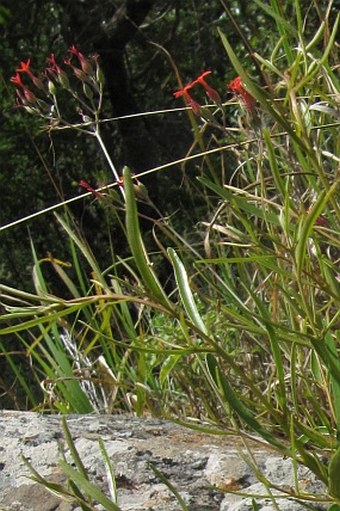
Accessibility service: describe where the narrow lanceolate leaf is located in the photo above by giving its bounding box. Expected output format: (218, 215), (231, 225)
(206, 354), (289, 454)
(329, 445), (340, 499)
(295, 181), (337, 277)
(55, 213), (104, 284)
(62, 417), (89, 482)
(325, 330), (340, 437)
(148, 462), (189, 511)
(123, 166), (170, 308)
(58, 461), (122, 511)
(168, 247), (207, 335)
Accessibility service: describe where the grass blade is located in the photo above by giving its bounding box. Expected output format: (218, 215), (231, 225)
(148, 462), (189, 511)
(58, 461), (122, 511)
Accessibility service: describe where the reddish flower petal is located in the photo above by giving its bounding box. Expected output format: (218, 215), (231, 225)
(228, 76), (255, 112)
(195, 70), (221, 105)
(68, 45), (93, 74)
(10, 73), (24, 88)
(16, 58), (31, 74)
(173, 81), (195, 98)
(228, 76), (243, 94)
(47, 53), (61, 71)
(173, 85), (201, 115)
(69, 45), (80, 56)
(79, 180), (103, 200)
(195, 70), (212, 82)
(173, 90), (184, 98)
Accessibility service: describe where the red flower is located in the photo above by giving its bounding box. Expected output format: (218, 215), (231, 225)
(64, 56), (87, 81)
(47, 54), (63, 74)
(23, 88), (37, 104)
(173, 83), (201, 115)
(14, 87), (37, 105)
(46, 53), (70, 89)
(11, 72), (37, 105)
(194, 70), (221, 106)
(228, 76), (255, 112)
(10, 72), (25, 88)
(15, 58), (43, 89)
(79, 180), (104, 200)
(68, 45), (93, 75)
(16, 59), (31, 74)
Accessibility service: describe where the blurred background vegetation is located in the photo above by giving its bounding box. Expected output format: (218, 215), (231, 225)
(0, 0), (279, 290)
(0, 0), (339, 420)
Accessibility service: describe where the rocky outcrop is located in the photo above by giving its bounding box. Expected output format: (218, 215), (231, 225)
(0, 411), (326, 510)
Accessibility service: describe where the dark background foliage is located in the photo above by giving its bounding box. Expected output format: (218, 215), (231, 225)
(0, 0), (329, 289)
(0, 0), (338, 410)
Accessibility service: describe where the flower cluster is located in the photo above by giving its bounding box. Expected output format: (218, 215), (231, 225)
(173, 70), (255, 116)
(10, 46), (104, 128)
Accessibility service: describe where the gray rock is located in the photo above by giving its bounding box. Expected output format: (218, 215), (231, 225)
(0, 411), (328, 511)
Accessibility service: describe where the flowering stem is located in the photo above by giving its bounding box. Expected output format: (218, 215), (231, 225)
(94, 130), (125, 200)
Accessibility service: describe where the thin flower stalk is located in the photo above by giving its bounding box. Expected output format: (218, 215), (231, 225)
(10, 46), (125, 199)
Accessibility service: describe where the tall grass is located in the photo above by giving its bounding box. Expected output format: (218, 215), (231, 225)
(1, 0), (340, 507)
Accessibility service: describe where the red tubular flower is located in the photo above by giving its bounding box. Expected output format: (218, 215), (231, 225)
(23, 88), (37, 104)
(228, 76), (255, 112)
(16, 58), (43, 89)
(173, 83), (201, 115)
(10, 72), (25, 88)
(11, 73), (37, 105)
(47, 54), (62, 74)
(194, 70), (221, 106)
(69, 45), (93, 75)
(79, 180), (104, 200)
(46, 54), (70, 89)
(16, 59), (31, 74)
(64, 56), (87, 81)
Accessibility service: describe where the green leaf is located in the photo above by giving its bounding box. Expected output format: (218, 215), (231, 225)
(148, 462), (189, 511)
(325, 331), (340, 437)
(123, 166), (170, 307)
(168, 247), (207, 335)
(98, 438), (118, 504)
(55, 213), (106, 288)
(295, 181), (338, 277)
(206, 354), (289, 453)
(62, 417), (90, 482)
(58, 461), (122, 511)
(159, 354), (181, 386)
(329, 445), (340, 499)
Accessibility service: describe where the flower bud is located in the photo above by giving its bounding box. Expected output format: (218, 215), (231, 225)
(48, 80), (57, 95)
(96, 66), (105, 87)
(57, 70), (70, 89)
(23, 88), (37, 104)
(82, 81), (94, 100)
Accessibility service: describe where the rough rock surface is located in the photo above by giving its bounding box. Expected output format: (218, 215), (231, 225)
(0, 411), (327, 511)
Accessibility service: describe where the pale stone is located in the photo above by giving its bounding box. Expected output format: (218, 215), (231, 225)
(0, 411), (327, 511)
